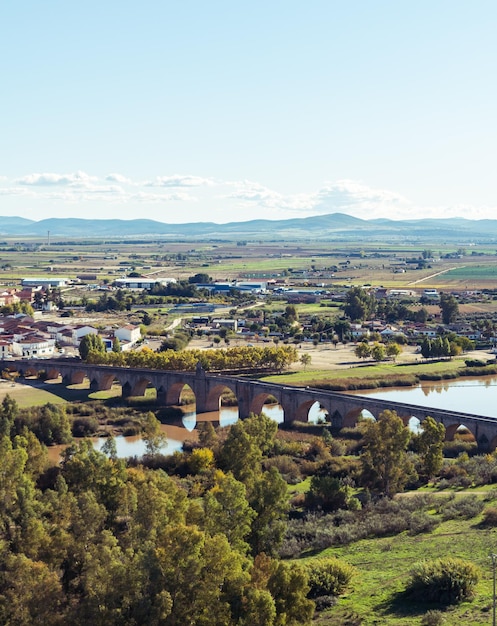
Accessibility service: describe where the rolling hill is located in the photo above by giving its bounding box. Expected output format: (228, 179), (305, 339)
(0, 213), (497, 242)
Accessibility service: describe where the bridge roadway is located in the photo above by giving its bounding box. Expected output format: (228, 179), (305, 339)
(3, 358), (497, 451)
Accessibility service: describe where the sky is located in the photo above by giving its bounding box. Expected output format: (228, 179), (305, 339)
(1, 1), (496, 224)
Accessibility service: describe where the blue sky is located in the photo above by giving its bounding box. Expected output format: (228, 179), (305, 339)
(1, 1), (496, 224)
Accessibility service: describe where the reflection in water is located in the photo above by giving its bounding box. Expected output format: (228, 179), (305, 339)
(352, 376), (497, 419)
(59, 399), (334, 462)
(181, 412), (196, 432)
(94, 435), (183, 458)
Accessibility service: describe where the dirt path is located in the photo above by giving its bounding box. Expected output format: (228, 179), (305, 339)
(407, 266), (462, 286)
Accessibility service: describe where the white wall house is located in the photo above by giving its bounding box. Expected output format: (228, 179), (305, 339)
(115, 324), (141, 344)
(0, 340), (12, 358)
(14, 336), (56, 358)
(71, 325), (98, 345)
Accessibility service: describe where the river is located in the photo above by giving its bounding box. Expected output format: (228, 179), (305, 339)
(90, 401), (331, 459)
(52, 376), (488, 462)
(350, 375), (497, 419)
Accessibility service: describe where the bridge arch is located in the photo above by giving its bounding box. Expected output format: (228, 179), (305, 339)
(165, 381), (196, 408)
(130, 376), (153, 398)
(65, 370), (87, 385)
(205, 382), (238, 413)
(342, 407), (377, 429)
(250, 391), (282, 419)
(445, 422), (476, 443)
(294, 400), (330, 424)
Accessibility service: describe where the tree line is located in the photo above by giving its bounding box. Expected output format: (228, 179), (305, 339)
(82, 340), (298, 373)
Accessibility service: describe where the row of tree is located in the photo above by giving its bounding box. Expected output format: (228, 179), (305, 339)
(354, 341), (402, 362)
(82, 342), (299, 373)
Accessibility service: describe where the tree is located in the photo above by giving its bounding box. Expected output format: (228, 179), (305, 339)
(188, 273), (211, 284)
(439, 293), (459, 325)
(386, 342), (402, 361)
(360, 410), (415, 497)
(0, 394), (18, 438)
(344, 286), (376, 322)
(420, 337), (432, 359)
(153, 524), (248, 626)
(79, 333), (105, 360)
(142, 412), (167, 456)
(0, 554), (67, 625)
(248, 467), (289, 556)
(416, 416), (445, 480)
(355, 342), (371, 360)
(371, 343), (386, 362)
(299, 353), (311, 370)
(333, 319), (351, 342)
(111, 337), (121, 353)
(204, 470), (256, 554)
(305, 475), (353, 511)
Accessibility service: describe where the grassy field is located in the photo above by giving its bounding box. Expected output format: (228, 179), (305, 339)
(3, 240), (497, 293)
(0, 380), (122, 407)
(312, 491), (497, 625)
(262, 358), (465, 386)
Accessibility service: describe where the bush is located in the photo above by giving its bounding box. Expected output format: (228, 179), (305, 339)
(440, 495), (484, 521)
(421, 610), (445, 626)
(406, 557), (480, 604)
(304, 557), (355, 598)
(464, 359), (488, 367)
(481, 506), (497, 526)
(72, 415), (99, 437)
(442, 440), (478, 459)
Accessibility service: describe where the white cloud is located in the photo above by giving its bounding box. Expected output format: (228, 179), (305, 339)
(17, 171), (98, 187)
(227, 180), (313, 212)
(3, 170), (497, 222)
(130, 191), (194, 203)
(311, 179), (411, 219)
(146, 174), (215, 188)
(105, 173), (133, 184)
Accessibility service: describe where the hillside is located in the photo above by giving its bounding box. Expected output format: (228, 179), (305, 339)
(1, 212), (497, 241)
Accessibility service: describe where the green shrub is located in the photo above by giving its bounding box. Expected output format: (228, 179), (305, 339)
(440, 495), (484, 521)
(481, 506), (497, 526)
(72, 415), (99, 437)
(406, 557), (480, 604)
(464, 359), (487, 367)
(304, 557), (355, 598)
(421, 609), (445, 625)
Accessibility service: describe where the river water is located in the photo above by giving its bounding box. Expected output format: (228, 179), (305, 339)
(52, 376), (493, 461)
(89, 401), (332, 459)
(350, 375), (497, 419)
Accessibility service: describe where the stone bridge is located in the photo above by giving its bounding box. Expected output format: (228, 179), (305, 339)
(3, 358), (497, 450)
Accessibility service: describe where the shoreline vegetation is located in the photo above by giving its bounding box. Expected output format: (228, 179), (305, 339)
(263, 357), (497, 392)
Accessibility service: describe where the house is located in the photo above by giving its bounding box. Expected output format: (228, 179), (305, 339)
(0, 340), (12, 358)
(0, 290), (20, 307)
(13, 334), (56, 358)
(71, 325), (98, 346)
(115, 324), (141, 345)
(350, 324), (370, 339)
(412, 326), (438, 338)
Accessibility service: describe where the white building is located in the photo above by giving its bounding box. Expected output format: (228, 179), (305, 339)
(13, 335), (56, 358)
(115, 324), (141, 345)
(71, 325), (98, 345)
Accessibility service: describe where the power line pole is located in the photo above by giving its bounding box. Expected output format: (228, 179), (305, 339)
(492, 553), (497, 626)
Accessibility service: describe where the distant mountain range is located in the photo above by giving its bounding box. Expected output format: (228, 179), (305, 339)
(1, 213), (497, 242)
